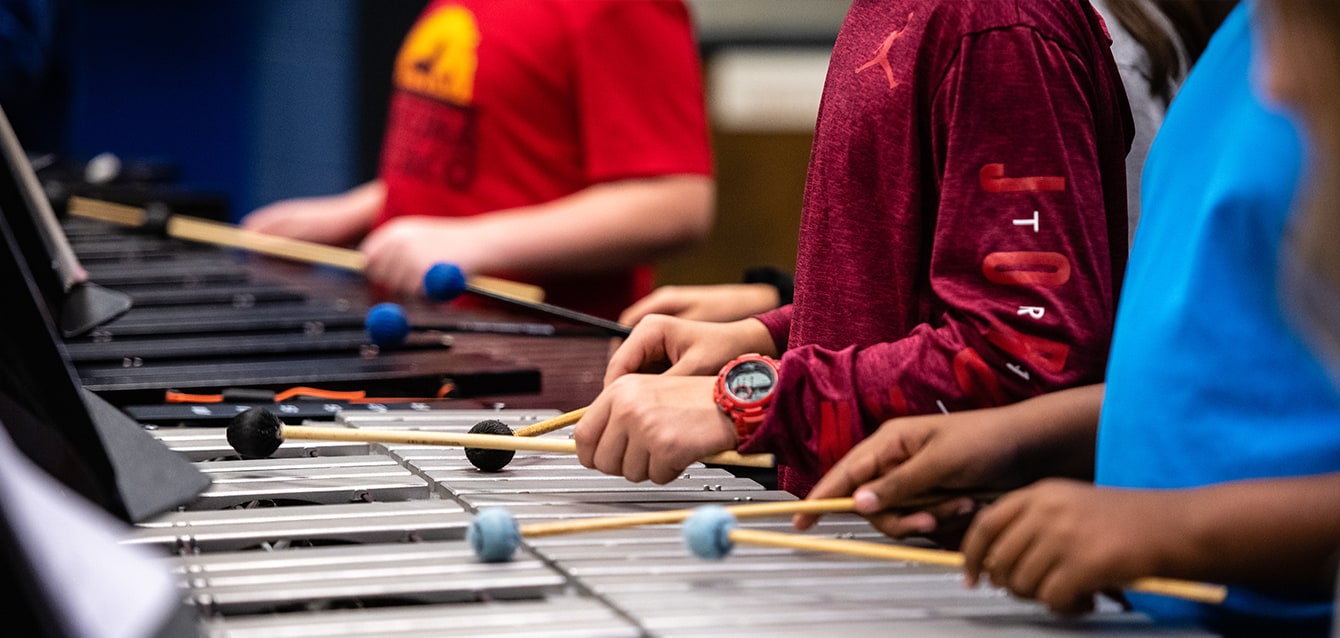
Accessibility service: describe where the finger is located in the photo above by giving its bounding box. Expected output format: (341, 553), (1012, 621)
(604, 321), (670, 385)
(1037, 571), (1096, 617)
(622, 438), (650, 483)
(619, 293), (682, 327)
(358, 229), (386, 261)
(792, 513), (817, 531)
(1051, 593), (1095, 618)
(662, 354), (706, 377)
(960, 499), (1021, 586)
(856, 445), (960, 513)
(360, 245), (385, 284)
(585, 377), (638, 476)
(591, 425), (630, 478)
(918, 496), (976, 520)
(975, 506), (1039, 591)
(857, 495), (977, 539)
(796, 449), (885, 530)
(572, 394), (612, 469)
(864, 510), (938, 538)
(1005, 527), (1062, 600)
(389, 255), (419, 296)
(388, 258), (417, 296)
(806, 440), (890, 503)
(617, 298), (657, 327)
(649, 453), (688, 486)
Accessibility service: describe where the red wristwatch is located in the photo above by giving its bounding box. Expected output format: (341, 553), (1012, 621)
(713, 353), (780, 440)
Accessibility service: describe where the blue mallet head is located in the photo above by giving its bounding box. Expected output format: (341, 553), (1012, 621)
(468, 508), (522, 563)
(423, 262), (467, 302)
(365, 302), (411, 348)
(683, 505), (738, 561)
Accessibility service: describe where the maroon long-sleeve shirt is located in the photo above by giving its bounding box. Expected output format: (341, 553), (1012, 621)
(738, 0), (1133, 495)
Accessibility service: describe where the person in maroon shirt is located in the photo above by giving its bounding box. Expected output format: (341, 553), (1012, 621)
(574, 0), (1132, 496)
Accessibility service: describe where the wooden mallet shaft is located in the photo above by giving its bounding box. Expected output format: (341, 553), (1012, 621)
(277, 424), (774, 468)
(724, 528), (1228, 605)
(520, 495), (1011, 538)
(66, 196), (544, 304)
(521, 497), (859, 538)
(513, 407), (587, 438)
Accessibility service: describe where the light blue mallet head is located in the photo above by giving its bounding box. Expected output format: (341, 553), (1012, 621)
(423, 262), (468, 302)
(683, 505), (738, 561)
(468, 508), (522, 563)
(364, 302), (411, 348)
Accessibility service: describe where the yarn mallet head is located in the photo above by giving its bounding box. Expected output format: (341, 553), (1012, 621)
(465, 419), (516, 472)
(226, 407), (285, 459)
(468, 508), (523, 563)
(682, 505), (739, 561)
(365, 302), (412, 348)
(423, 262), (468, 302)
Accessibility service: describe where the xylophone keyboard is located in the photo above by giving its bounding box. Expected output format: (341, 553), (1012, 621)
(132, 407), (1212, 637)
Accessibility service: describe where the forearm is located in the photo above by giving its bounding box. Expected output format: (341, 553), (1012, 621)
(457, 174), (713, 274)
(1161, 473), (1340, 591)
(322, 180), (384, 245)
(343, 180), (387, 216)
(992, 383), (1101, 481)
(242, 179), (384, 246)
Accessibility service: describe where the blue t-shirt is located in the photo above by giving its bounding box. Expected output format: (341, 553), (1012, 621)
(1096, 4), (1340, 632)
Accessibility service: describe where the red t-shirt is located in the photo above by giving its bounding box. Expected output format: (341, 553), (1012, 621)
(377, 0), (712, 320)
(739, 0), (1133, 495)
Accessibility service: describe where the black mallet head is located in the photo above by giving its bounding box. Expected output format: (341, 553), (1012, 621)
(465, 419), (516, 472)
(227, 406), (284, 459)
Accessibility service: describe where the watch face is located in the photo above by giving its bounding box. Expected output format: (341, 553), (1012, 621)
(726, 360), (777, 402)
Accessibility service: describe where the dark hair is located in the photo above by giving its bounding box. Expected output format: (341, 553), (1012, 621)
(1105, 0), (1239, 102)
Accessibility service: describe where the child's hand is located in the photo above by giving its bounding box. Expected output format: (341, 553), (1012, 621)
(604, 315), (776, 384)
(574, 374), (736, 484)
(960, 478), (1175, 615)
(795, 406), (1034, 538)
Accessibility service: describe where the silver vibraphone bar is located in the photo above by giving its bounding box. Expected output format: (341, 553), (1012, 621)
(134, 408), (1210, 637)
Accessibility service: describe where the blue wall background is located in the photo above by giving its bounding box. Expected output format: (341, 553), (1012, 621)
(58, 0), (364, 222)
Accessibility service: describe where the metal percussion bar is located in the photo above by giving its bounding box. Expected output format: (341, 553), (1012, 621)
(137, 381), (1218, 634)
(129, 501), (472, 552)
(83, 260), (251, 287)
(184, 456), (431, 510)
(146, 426), (369, 461)
(275, 423), (775, 468)
(203, 598), (639, 637)
(175, 542), (566, 615)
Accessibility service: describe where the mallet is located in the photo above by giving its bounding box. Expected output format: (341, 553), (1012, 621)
(226, 407), (771, 471)
(462, 407), (589, 472)
(681, 505), (1228, 605)
(365, 302), (625, 350)
(65, 196), (545, 305)
(420, 265), (631, 338)
(466, 492), (998, 563)
(364, 302), (558, 348)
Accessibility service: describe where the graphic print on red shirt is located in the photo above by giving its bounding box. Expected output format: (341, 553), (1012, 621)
(374, 1), (712, 319)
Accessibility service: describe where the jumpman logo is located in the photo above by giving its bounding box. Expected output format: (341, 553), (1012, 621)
(855, 12), (914, 89)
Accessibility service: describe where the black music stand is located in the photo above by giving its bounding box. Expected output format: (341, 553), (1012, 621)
(0, 104), (131, 337)
(0, 109), (209, 525)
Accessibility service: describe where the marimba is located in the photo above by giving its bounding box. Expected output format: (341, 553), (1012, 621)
(56, 199), (1211, 636)
(128, 407), (1210, 637)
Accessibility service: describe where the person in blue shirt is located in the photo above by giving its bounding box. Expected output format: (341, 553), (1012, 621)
(795, 3), (1340, 634)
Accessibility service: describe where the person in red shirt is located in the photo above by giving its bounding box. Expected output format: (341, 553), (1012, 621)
(241, 0), (714, 320)
(574, 0), (1132, 494)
